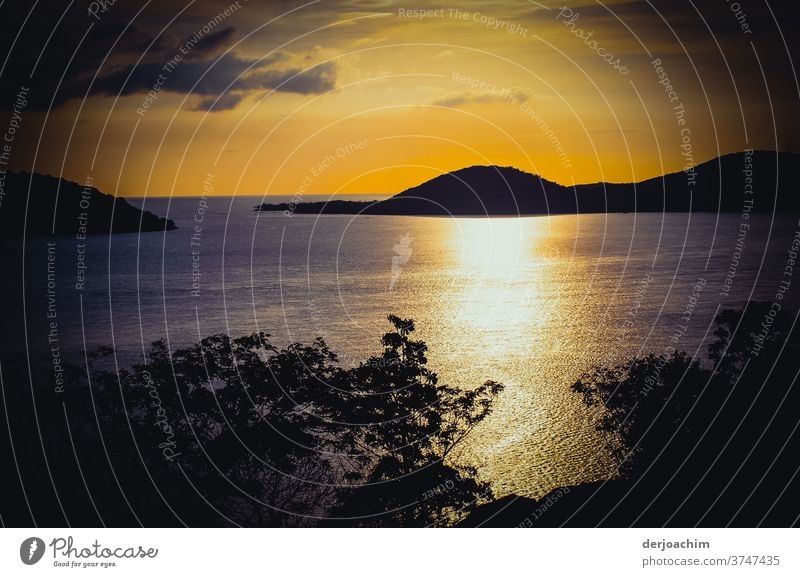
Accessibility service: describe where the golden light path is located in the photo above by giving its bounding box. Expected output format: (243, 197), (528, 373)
(414, 216), (617, 496)
(448, 217), (552, 334)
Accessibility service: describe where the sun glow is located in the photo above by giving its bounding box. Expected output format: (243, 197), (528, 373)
(445, 218), (553, 339)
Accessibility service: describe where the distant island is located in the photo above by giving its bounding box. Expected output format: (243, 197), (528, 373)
(0, 171), (176, 237)
(256, 150), (800, 216)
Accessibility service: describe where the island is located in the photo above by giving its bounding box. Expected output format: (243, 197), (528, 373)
(0, 171), (176, 238)
(256, 150), (800, 216)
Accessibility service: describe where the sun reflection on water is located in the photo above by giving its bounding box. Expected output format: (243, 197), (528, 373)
(420, 216), (616, 497)
(447, 217), (554, 345)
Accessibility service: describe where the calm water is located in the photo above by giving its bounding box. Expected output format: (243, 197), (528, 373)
(13, 195), (800, 498)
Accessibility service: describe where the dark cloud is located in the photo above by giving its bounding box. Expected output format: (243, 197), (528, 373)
(176, 26), (237, 60)
(191, 92), (245, 112)
(238, 62), (337, 94)
(0, 1), (336, 112)
(88, 53), (336, 108)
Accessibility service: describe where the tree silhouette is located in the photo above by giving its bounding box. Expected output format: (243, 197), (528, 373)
(570, 302), (800, 525)
(571, 351), (710, 475)
(0, 315), (503, 527)
(328, 315), (503, 526)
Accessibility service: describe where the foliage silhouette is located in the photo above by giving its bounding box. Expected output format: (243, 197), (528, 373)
(0, 315), (502, 527)
(566, 302), (800, 525)
(327, 315), (503, 526)
(463, 302), (800, 527)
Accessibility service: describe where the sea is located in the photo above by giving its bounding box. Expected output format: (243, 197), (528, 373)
(8, 194), (800, 499)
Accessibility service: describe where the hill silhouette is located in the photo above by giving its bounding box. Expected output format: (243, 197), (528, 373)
(0, 171), (176, 237)
(256, 150), (800, 216)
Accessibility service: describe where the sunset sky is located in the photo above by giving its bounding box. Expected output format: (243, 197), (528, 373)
(2, 0), (798, 197)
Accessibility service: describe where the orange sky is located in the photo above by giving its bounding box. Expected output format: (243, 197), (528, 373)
(6, 0), (799, 197)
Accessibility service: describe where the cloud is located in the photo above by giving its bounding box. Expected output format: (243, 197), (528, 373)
(83, 53), (337, 114)
(238, 62), (337, 94)
(92, 52), (333, 94)
(191, 92), (245, 112)
(187, 61), (337, 111)
(433, 88), (533, 108)
(177, 26), (237, 60)
(0, 3), (335, 112)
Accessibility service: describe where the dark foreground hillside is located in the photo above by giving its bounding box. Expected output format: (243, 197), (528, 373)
(0, 171), (175, 238)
